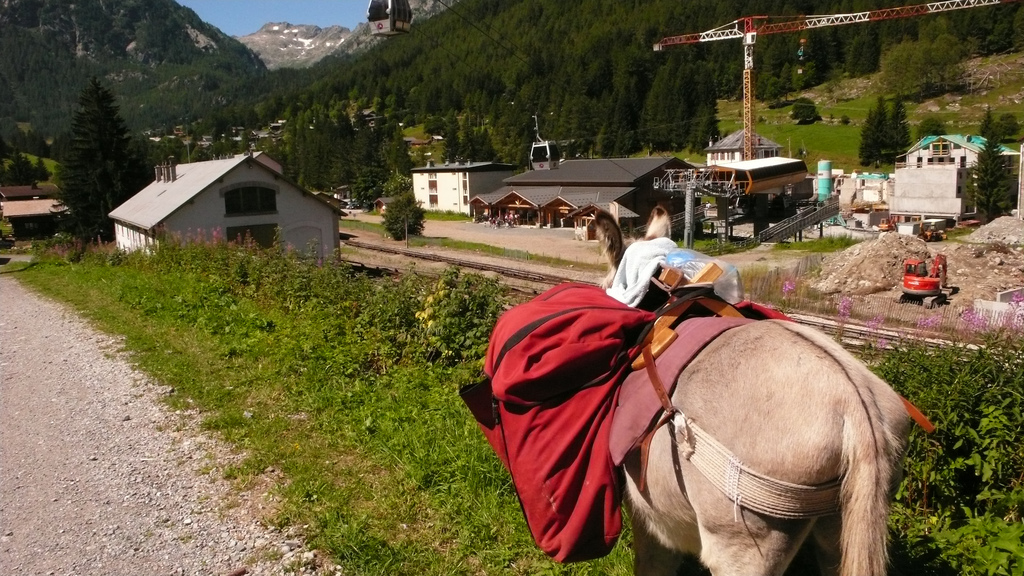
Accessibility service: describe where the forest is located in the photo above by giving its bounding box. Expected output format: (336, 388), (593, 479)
(3, 0), (1024, 205)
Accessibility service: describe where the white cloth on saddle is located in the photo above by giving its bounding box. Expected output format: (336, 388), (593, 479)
(606, 237), (677, 307)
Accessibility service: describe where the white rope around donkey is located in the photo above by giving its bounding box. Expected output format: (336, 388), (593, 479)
(671, 412), (842, 520)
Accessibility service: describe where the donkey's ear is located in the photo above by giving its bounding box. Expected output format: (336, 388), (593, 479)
(644, 205), (672, 240)
(594, 210), (624, 288)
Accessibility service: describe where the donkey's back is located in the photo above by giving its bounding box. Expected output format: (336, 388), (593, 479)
(624, 316), (909, 576)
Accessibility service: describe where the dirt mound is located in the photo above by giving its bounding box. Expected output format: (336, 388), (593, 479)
(814, 233), (931, 295)
(940, 242), (1024, 303)
(814, 230), (1024, 302)
(966, 216), (1024, 245)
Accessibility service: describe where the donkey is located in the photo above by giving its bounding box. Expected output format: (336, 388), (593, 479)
(595, 208), (910, 576)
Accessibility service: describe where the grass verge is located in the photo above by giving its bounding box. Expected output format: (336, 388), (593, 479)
(11, 243), (634, 575)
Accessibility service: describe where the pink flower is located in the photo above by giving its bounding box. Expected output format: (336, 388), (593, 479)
(837, 296), (853, 321)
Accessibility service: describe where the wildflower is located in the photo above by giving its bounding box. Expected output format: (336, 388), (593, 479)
(866, 314), (884, 332)
(837, 296), (853, 321)
(960, 307), (989, 334)
(782, 279), (796, 298)
(916, 315), (941, 330)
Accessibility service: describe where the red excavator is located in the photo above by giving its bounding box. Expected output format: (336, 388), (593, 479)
(899, 254), (953, 308)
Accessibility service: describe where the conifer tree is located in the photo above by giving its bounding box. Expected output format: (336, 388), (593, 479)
(978, 106), (999, 142)
(57, 78), (150, 241)
(884, 98), (911, 162)
(33, 156), (50, 182)
(859, 97), (887, 166)
(2, 152), (37, 186)
(966, 136), (1012, 223)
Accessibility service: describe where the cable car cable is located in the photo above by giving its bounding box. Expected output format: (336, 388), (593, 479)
(432, 0), (531, 68)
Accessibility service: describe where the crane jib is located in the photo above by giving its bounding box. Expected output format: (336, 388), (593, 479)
(655, 0), (1019, 48)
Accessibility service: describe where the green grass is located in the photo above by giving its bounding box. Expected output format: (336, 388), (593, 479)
(772, 236), (861, 253)
(423, 211), (473, 222)
(715, 52), (1024, 173)
(11, 243), (633, 575)
(339, 218), (386, 235)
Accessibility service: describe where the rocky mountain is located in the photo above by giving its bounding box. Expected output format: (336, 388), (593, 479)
(237, 23), (356, 70)
(238, 0), (452, 69)
(0, 0), (266, 136)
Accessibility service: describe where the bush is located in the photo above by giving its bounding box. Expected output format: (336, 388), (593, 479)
(877, 335), (1024, 576)
(790, 97), (820, 124)
(382, 192), (425, 240)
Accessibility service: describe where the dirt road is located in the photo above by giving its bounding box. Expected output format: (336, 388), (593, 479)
(0, 276), (333, 576)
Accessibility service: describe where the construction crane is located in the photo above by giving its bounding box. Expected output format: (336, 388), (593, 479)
(654, 0), (1021, 161)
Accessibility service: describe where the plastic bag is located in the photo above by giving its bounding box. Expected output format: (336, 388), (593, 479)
(664, 249), (744, 304)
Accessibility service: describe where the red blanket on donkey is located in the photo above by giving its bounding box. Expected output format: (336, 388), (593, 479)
(460, 282), (786, 562)
(461, 283), (654, 562)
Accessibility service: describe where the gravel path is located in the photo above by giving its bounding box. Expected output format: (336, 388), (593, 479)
(0, 276), (333, 576)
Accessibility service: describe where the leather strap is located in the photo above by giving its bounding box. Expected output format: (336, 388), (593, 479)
(900, 394), (935, 433)
(638, 345), (676, 492)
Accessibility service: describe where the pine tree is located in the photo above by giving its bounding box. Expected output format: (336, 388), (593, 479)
(57, 78), (150, 241)
(966, 136), (1012, 223)
(2, 152), (37, 186)
(859, 97), (887, 167)
(0, 133), (8, 160)
(978, 106), (1000, 142)
(33, 156), (50, 182)
(884, 98), (911, 162)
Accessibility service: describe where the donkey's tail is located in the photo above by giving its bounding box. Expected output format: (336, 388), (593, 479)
(838, 368), (908, 576)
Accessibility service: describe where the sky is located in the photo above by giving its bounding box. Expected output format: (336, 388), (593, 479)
(175, 0), (370, 37)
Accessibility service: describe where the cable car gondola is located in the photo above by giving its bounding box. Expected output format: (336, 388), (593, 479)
(367, 0), (412, 37)
(529, 115), (560, 171)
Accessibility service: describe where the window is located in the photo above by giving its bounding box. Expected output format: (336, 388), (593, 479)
(428, 179), (438, 208)
(461, 173), (469, 205)
(224, 186), (277, 215)
(226, 224), (277, 248)
(959, 156), (966, 168)
(930, 142), (950, 156)
(917, 156), (923, 167)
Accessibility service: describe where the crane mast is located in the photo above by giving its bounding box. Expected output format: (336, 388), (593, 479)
(655, 0), (1021, 161)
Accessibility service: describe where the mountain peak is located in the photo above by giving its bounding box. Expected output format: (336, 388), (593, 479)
(238, 22), (357, 69)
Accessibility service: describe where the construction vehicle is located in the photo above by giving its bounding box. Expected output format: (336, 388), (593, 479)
(918, 218), (947, 242)
(877, 216), (897, 232)
(899, 254), (953, 308)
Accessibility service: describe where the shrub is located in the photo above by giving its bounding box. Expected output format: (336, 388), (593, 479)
(878, 335), (1024, 576)
(382, 192), (425, 240)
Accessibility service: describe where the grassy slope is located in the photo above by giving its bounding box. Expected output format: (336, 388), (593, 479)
(715, 52), (1024, 174)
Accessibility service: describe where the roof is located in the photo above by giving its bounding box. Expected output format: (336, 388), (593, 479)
(109, 153), (337, 230)
(471, 185), (635, 209)
(0, 183), (60, 200)
(411, 161), (516, 173)
(1, 198), (64, 218)
(706, 130), (782, 152)
(910, 134), (1018, 155)
(569, 203), (641, 219)
(711, 158), (808, 194)
(506, 157), (689, 186)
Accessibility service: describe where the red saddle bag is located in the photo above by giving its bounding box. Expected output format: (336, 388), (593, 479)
(460, 283), (655, 562)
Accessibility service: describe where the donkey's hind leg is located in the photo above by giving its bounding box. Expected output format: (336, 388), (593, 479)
(687, 474), (816, 576)
(631, 513), (688, 576)
(696, 515), (815, 576)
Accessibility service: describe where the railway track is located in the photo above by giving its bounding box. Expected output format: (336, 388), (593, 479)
(343, 239), (952, 348)
(343, 239), (578, 285)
